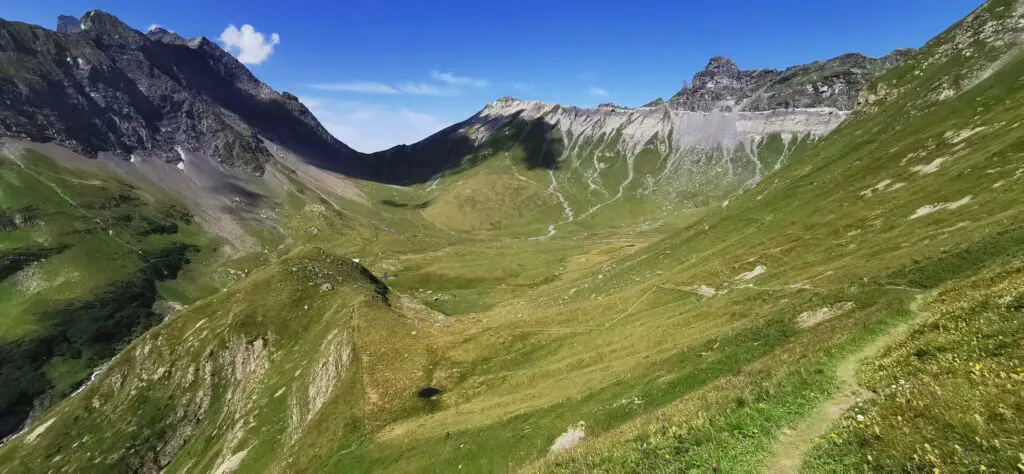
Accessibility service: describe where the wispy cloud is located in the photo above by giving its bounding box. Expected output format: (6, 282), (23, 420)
(300, 97), (451, 152)
(510, 82), (536, 92)
(309, 81), (443, 96)
(397, 82), (444, 96)
(589, 87), (610, 97)
(219, 24), (280, 65)
(309, 71), (490, 97)
(309, 81), (400, 94)
(430, 71), (489, 88)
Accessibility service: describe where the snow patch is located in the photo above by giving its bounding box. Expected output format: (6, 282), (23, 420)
(734, 264), (767, 281)
(174, 146), (187, 171)
(910, 196), (973, 219)
(549, 421), (586, 453)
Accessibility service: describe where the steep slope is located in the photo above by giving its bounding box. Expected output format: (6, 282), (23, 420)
(0, 11), (361, 176)
(0, 247), (446, 472)
(369, 53), (908, 233)
(3, 0), (1024, 472)
(0, 145), (212, 440)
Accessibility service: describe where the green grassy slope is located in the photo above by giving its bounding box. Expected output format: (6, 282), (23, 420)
(0, 147), (221, 438)
(2, 0), (1024, 472)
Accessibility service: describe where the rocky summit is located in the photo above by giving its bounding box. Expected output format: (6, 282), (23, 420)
(0, 11), (359, 176)
(669, 50), (916, 112)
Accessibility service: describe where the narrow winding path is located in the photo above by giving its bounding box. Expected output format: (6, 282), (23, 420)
(765, 294), (929, 473)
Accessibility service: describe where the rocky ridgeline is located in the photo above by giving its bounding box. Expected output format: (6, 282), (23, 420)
(669, 51), (915, 112)
(0, 11), (358, 175)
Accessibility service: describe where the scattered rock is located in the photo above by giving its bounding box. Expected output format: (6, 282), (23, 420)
(549, 421), (586, 453)
(734, 264), (767, 281)
(797, 302), (856, 328)
(319, 283), (334, 292)
(909, 196), (973, 219)
(696, 285), (717, 297)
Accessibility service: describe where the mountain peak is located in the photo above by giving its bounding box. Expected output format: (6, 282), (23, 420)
(705, 56), (739, 73)
(79, 10), (142, 39)
(670, 51), (909, 112)
(146, 27), (187, 45)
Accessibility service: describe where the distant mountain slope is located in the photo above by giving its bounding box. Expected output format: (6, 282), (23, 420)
(371, 51), (911, 186)
(367, 53), (910, 232)
(0, 11), (362, 176)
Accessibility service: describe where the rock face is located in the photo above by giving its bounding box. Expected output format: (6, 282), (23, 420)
(369, 51), (911, 186)
(370, 50), (913, 187)
(669, 51), (915, 112)
(0, 11), (361, 176)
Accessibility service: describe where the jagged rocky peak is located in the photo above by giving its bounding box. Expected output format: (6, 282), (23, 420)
(79, 10), (135, 35)
(0, 10), (359, 177)
(146, 27), (187, 45)
(56, 15), (80, 33)
(493, 96), (523, 105)
(597, 102), (629, 110)
(705, 56), (740, 73)
(670, 50), (912, 113)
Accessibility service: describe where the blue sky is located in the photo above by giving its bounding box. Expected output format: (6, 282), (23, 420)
(2, 1), (984, 152)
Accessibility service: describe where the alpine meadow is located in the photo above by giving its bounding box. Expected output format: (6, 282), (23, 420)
(0, 1), (1022, 472)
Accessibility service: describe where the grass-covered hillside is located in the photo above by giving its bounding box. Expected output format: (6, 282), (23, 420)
(0, 145), (218, 439)
(2, 0), (1024, 472)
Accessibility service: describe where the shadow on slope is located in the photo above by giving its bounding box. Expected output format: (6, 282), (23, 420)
(366, 114), (564, 185)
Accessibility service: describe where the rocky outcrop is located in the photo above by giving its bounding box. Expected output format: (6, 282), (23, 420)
(641, 97), (666, 108)
(669, 50), (914, 112)
(0, 11), (361, 176)
(369, 50), (911, 185)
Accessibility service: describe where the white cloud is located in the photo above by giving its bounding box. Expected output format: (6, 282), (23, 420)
(396, 82), (444, 96)
(309, 81), (400, 94)
(430, 71), (488, 88)
(147, 24), (161, 32)
(510, 82), (536, 92)
(589, 87), (609, 97)
(308, 81), (444, 96)
(300, 97), (451, 152)
(219, 24), (280, 65)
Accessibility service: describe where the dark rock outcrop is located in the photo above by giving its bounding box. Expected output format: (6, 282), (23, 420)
(669, 50), (914, 112)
